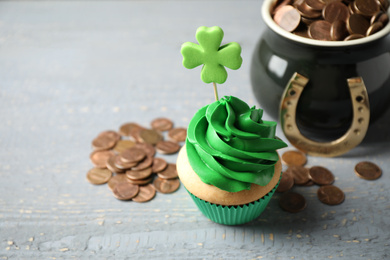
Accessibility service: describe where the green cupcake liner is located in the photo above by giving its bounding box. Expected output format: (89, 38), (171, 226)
(186, 178), (280, 225)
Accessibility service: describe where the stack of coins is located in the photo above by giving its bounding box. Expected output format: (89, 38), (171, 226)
(278, 150), (382, 213)
(87, 118), (187, 202)
(272, 0), (389, 41)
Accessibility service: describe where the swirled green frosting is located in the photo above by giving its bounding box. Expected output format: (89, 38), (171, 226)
(186, 96), (287, 192)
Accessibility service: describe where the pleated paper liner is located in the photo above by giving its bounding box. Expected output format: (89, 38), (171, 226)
(186, 177), (281, 225)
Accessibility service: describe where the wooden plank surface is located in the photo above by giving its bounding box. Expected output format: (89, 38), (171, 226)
(0, 1), (389, 259)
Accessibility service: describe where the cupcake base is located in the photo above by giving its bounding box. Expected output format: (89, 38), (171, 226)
(185, 179), (280, 225)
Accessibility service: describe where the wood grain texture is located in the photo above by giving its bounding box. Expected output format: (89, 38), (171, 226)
(0, 0), (389, 259)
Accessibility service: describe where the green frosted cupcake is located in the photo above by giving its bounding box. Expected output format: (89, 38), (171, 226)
(176, 96), (287, 225)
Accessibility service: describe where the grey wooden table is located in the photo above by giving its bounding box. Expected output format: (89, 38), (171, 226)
(1, 1), (389, 259)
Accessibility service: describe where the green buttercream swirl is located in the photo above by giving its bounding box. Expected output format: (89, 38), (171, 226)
(186, 96), (287, 192)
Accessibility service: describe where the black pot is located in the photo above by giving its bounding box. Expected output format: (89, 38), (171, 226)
(251, 0), (390, 155)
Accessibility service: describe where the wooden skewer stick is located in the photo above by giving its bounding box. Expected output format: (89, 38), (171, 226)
(213, 82), (219, 101)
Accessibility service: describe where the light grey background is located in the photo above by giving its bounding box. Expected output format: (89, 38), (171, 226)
(0, 1), (389, 259)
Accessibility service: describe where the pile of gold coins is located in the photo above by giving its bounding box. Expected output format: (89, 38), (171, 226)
(277, 150), (382, 213)
(86, 118), (187, 202)
(272, 0), (389, 41)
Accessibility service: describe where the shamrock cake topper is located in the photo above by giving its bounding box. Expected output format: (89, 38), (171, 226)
(181, 26), (243, 101)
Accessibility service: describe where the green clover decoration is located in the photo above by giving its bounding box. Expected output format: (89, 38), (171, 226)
(181, 26), (243, 100)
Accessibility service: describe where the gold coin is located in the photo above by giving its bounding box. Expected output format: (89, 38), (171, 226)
(132, 184), (156, 203)
(281, 150), (307, 166)
(150, 117), (174, 132)
(279, 192), (307, 213)
(139, 129), (163, 145)
(86, 168), (112, 185)
(317, 185), (345, 205)
(113, 140), (136, 153)
(354, 161), (382, 180)
(309, 166), (335, 185)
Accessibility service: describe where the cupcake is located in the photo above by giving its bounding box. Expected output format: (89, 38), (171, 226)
(177, 96), (287, 225)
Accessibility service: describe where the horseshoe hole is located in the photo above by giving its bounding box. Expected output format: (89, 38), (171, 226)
(356, 95), (364, 103)
(286, 101), (292, 106)
(285, 114), (291, 119)
(358, 107), (364, 113)
(289, 89), (296, 96)
(358, 118), (364, 124)
(287, 124), (293, 130)
(354, 129), (361, 135)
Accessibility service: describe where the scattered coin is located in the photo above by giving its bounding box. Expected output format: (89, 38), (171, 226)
(132, 184), (156, 203)
(281, 150), (307, 166)
(86, 168), (112, 185)
(126, 167), (153, 181)
(168, 127), (187, 142)
(271, 0), (389, 41)
(106, 155), (125, 174)
(151, 118), (174, 132)
(114, 154), (138, 170)
(139, 129), (163, 145)
(132, 155), (154, 171)
(354, 161), (382, 180)
(156, 140), (181, 154)
(157, 163), (178, 180)
(119, 122), (144, 139)
(92, 133), (117, 151)
(153, 177), (180, 194)
(287, 165), (310, 185)
(134, 143), (156, 157)
(112, 182), (139, 200)
(113, 140), (136, 153)
(107, 174), (130, 191)
(309, 166), (335, 185)
(276, 169), (294, 193)
(87, 119), (182, 203)
(90, 150), (115, 168)
(120, 147), (146, 164)
(279, 192), (307, 213)
(317, 185), (345, 205)
(152, 157), (168, 173)
(127, 176), (153, 185)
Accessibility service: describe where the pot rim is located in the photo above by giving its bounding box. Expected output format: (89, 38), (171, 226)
(262, 0), (390, 47)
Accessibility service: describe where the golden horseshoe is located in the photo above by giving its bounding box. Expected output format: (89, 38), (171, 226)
(280, 72), (370, 157)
